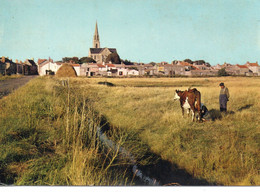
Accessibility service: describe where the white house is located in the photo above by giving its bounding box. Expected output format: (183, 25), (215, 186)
(114, 63), (128, 76)
(127, 69), (139, 76)
(70, 64), (80, 76)
(38, 61), (62, 76)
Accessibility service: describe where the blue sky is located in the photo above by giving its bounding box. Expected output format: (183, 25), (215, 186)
(0, 0), (259, 65)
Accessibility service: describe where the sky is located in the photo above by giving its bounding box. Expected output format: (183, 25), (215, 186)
(0, 0), (259, 65)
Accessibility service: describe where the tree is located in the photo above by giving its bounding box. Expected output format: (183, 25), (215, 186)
(218, 68), (228, 76)
(194, 60), (206, 65)
(149, 62), (157, 66)
(184, 59), (193, 64)
(122, 59), (134, 65)
(105, 52), (121, 64)
(79, 57), (96, 64)
(62, 57), (79, 63)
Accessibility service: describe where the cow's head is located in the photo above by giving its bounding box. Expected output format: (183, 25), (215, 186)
(173, 90), (182, 101)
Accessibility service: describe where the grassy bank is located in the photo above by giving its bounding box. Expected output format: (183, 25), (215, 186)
(0, 77), (139, 185)
(78, 76), (260, 185)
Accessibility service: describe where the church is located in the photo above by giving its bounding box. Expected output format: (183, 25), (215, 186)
(88, 22), (118, 63)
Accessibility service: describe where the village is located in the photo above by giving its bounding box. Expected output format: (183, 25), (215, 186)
(1, 55), (259, 78)
(1, 22), (259, 77)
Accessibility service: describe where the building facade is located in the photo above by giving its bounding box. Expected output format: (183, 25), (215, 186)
(88, 22), (118, 63)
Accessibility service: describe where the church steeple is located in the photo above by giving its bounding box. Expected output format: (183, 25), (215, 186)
(93, 21), (100, 48)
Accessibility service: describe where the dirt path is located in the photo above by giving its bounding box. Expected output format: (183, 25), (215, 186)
(0, 75), (37, 98)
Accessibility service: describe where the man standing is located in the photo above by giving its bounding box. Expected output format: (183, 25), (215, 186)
(219, 82), (230, 112)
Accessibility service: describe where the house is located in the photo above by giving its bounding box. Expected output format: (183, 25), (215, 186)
(245, 61), (259, 76)
(163, 64), (186, 76)
(70, 64), (80, 76)
(15, 60), (24, 74)
(137, 64), (156, 76)
(114, 63), (128, 76)
(190, 69), (218, 76)
(0, 56), (17, 75)
(24, 59), (38, 75)
(193, 63), (211, 70)
(106, 64), (117, 76)
(127, 69), (139, 76)
(38, 60), (62, 76)
(177, 61), (193, 72)
(235, 65), (252, 76)
(81, 63), (106, 76)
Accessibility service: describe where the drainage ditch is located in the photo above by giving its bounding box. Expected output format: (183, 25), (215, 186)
(97, 117), (216, 186)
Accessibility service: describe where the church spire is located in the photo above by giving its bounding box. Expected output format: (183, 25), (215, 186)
(93, 21), (100, 48)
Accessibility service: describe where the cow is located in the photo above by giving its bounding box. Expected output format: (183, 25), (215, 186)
(173, 88), (201, 121)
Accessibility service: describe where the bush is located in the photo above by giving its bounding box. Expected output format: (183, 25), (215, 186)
(218, 68), (229, 76)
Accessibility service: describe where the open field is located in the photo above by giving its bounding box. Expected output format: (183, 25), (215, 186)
(79, 76), (260, 185)
(0, 76), (259, 186)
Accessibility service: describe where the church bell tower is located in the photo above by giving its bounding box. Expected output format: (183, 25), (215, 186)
(93, 21), (100, 48)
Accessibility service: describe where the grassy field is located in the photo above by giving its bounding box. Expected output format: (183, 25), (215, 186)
(77, 76), (259, 186)
(0, 77), (137, 185)
(0, 76), (259, 186)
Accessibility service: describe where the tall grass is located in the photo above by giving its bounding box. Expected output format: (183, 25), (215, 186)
(79, 76), (260, 186)
(0, 77), (134, 185)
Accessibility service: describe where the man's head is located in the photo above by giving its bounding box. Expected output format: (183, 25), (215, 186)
(219, 82), (225, 88)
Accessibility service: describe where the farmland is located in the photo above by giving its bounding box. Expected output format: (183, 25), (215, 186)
(0, 76), (259, 186)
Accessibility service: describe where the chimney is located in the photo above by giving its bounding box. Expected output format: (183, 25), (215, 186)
(1, 56), (5, 63)
(15, 59), (18, 63)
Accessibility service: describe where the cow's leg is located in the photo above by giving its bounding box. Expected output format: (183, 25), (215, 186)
(190, 105), (196, 122)
(197, 110), (201, 121)
(191, 110), (195, 121)
(182, 107), (184, 118)
(187, 108), (190, 116)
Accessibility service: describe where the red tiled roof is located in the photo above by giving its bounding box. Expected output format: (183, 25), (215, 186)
(38, 59), (47, 64)
(179, 61), (192, 66)
(107, 64), (115, 67)
(236, 64), (248, 69)
(97, 64), (105, 68)
(70, 64), (80, 67)
(247, 62), (258, 67)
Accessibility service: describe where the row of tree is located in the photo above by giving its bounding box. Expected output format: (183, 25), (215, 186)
(62, 52), (135, 65)
(183, 59), (211, 67)
(62, 57), (96, 64)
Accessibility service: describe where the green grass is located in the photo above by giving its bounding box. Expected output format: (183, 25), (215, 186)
(0, 77), (138, 185)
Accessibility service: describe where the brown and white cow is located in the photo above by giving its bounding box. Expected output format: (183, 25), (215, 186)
(173, 88), (201, 121)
